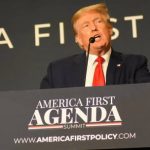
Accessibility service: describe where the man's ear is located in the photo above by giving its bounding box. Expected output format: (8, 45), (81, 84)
(109, 26), (113, 36)
(75, 35), (84, 49)
(75, 35), (81, 44)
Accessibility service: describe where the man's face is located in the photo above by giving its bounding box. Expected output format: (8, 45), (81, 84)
(74, 10), (112, 55)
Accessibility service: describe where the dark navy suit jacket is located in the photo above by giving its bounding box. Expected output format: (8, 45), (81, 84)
(40, 50), (150, 89)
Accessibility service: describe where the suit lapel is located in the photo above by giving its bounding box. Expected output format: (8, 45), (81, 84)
(71, 52), (86, 87)
(106, 50), (123, 85)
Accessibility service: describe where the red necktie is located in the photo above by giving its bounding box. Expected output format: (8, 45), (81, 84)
(92, 56), (105, 86)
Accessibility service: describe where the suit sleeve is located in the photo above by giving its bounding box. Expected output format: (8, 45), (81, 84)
(135, 55), (150, 83)
(40, 63), (54, 89)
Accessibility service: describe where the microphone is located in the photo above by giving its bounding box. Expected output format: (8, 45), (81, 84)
(86, 36), (96, 64)
(89, 37), (96, 43)
(85, 36), (96, 86)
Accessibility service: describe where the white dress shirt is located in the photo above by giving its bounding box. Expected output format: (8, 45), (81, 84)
(85, 48), (112, 87)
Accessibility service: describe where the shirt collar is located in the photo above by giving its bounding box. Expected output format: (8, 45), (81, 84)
(101, 48), (112, 64)
(88, 48), (112, 64)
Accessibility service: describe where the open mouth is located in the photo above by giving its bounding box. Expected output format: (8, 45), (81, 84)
(94, 35), (101, 41)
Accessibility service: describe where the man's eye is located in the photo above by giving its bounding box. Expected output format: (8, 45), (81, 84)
(96, 20), (102, 23)
(83, 24), (89, 28)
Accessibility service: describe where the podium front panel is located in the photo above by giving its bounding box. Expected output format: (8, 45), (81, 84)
(0, 83), (150, 149)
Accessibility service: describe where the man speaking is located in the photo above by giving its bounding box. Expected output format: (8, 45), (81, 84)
(40, 2), (150, 89)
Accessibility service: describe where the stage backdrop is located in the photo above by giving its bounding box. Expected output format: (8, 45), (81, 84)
(0, 0), (150, 90)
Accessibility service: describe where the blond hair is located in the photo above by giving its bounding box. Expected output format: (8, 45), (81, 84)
(71, 3), (112, 35)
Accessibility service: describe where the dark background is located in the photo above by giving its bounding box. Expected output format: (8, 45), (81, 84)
(0, 0), (150, 91)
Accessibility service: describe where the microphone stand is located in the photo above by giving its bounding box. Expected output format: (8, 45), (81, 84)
(84, 37), (95, 86)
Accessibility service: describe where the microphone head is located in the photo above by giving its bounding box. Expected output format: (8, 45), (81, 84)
(89, 37), (95, 43)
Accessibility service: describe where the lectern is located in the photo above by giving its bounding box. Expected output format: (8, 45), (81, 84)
(0, 83), (150, 149)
